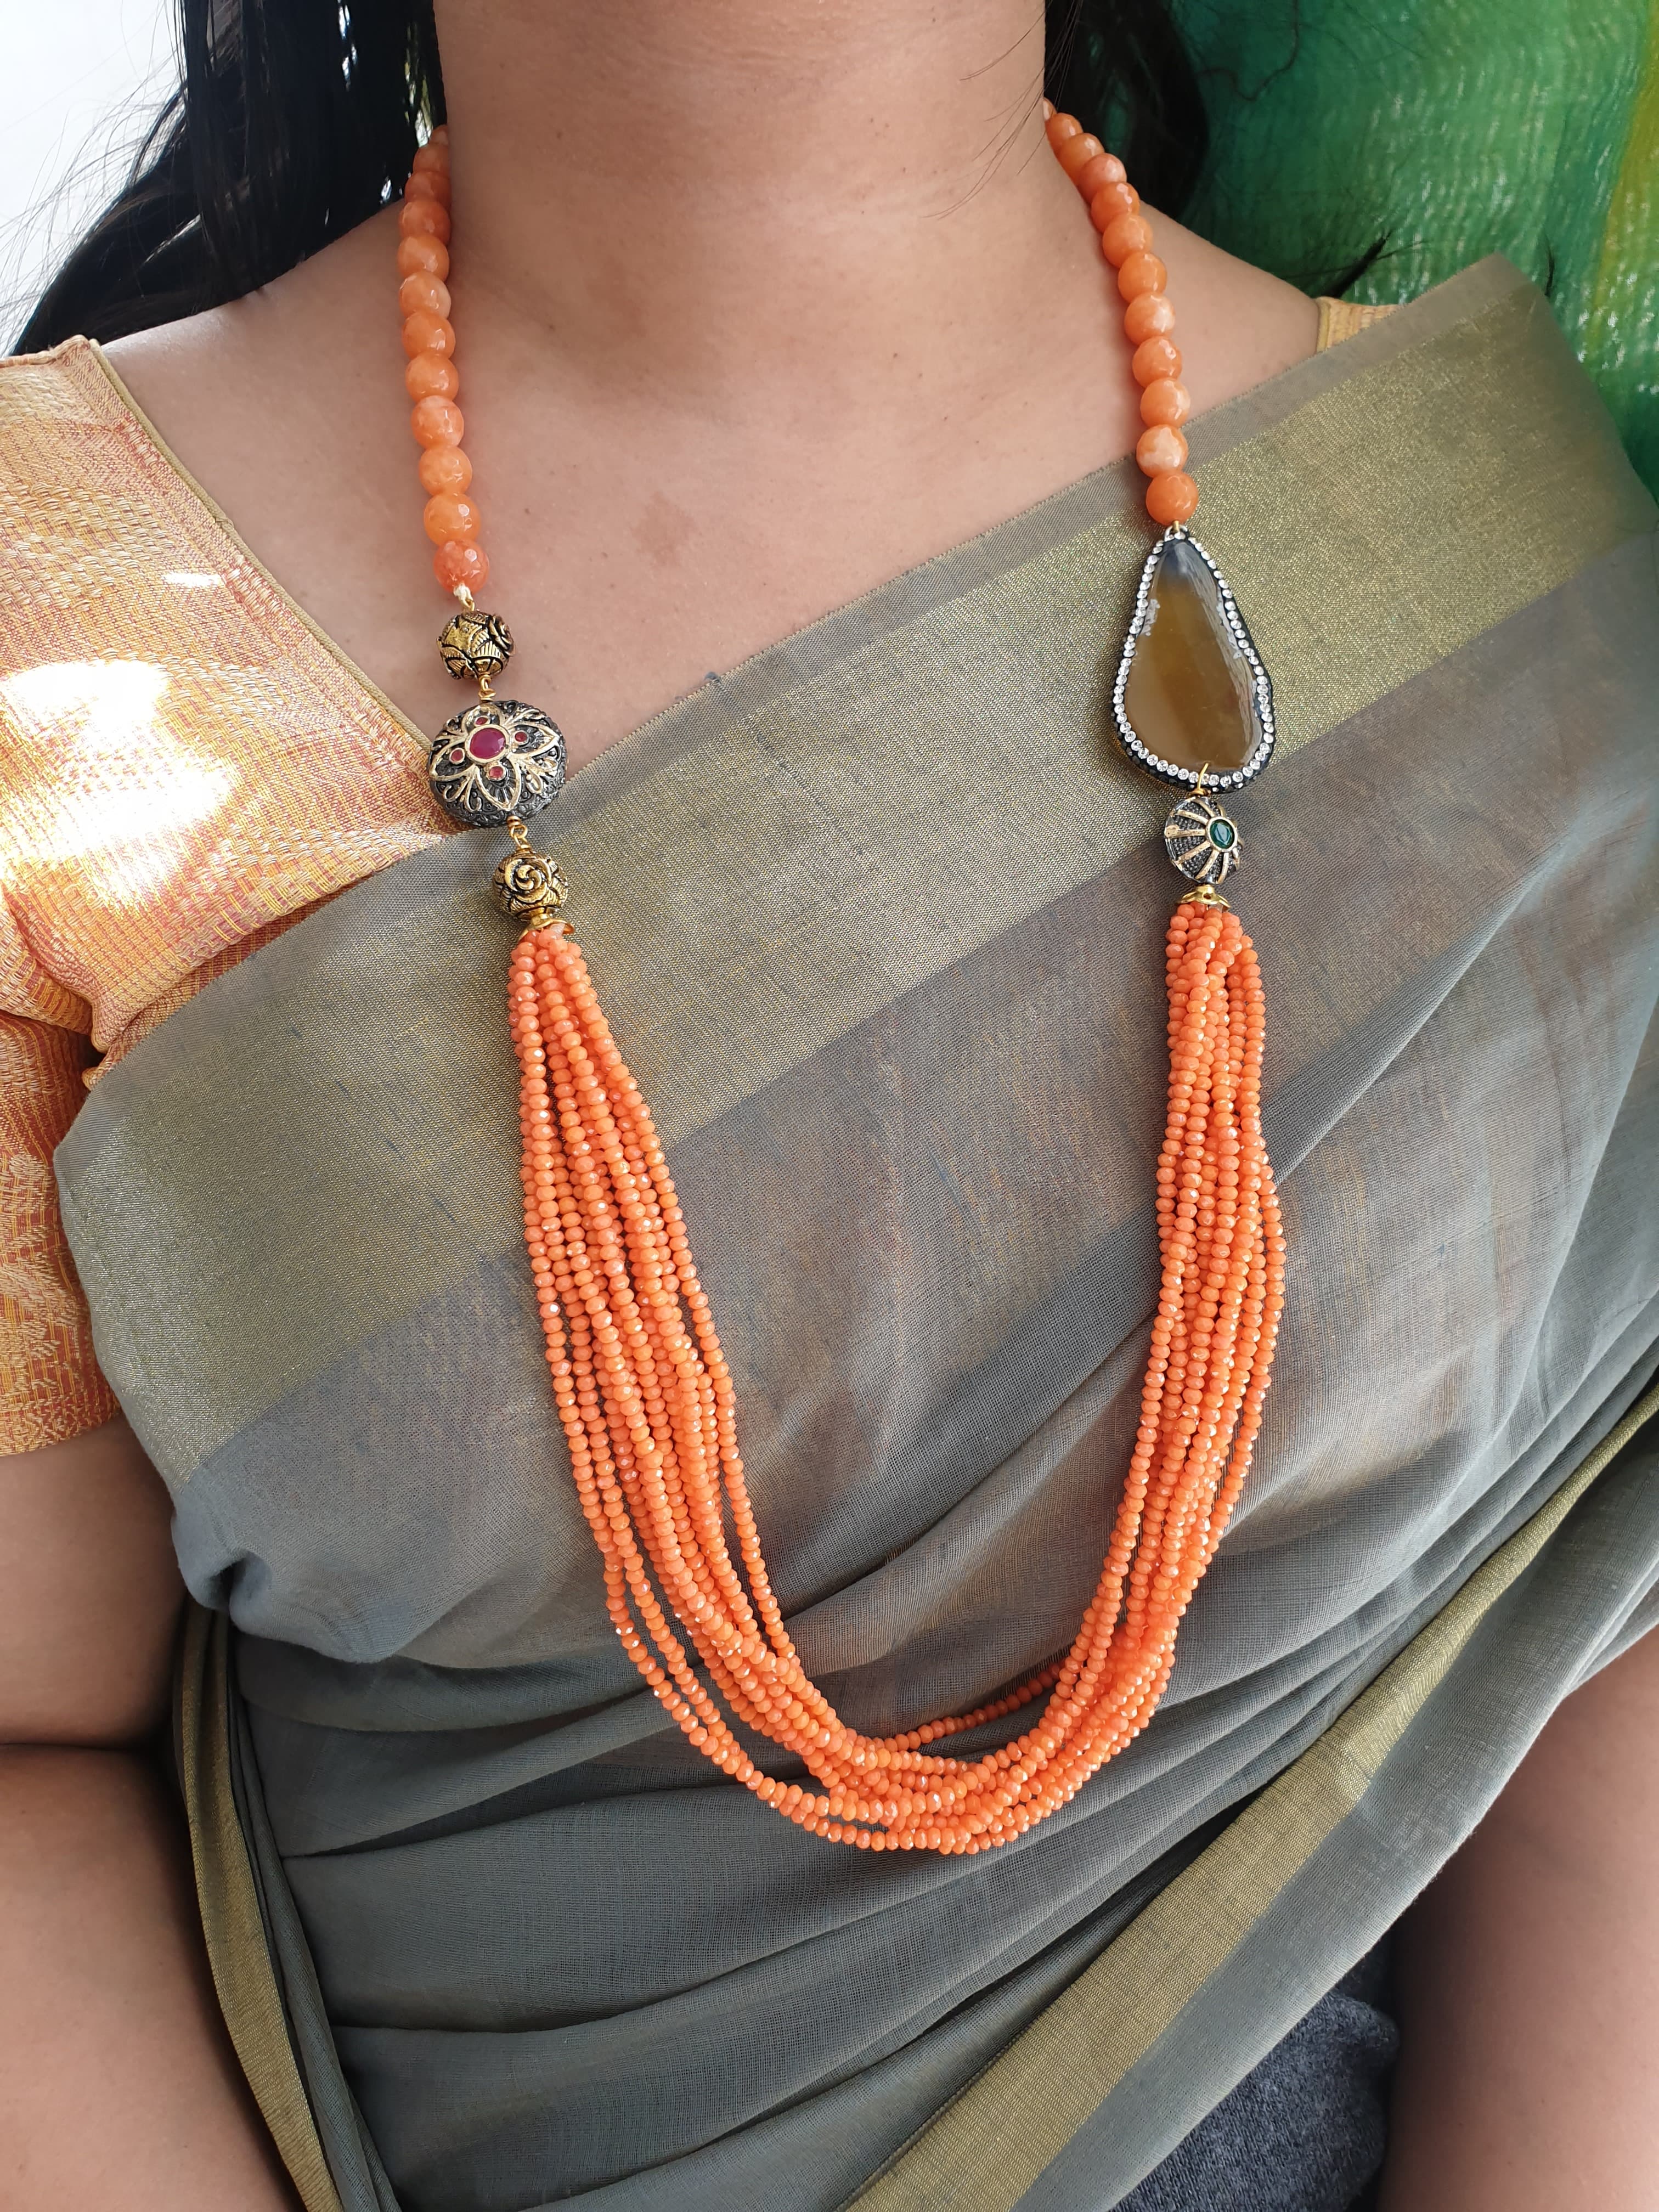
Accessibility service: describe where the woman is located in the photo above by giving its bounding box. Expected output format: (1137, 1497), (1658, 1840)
(1, 4), (1655, 2208)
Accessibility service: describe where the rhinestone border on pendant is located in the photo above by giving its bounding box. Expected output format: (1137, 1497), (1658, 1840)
(1112, 524), (1277, 793)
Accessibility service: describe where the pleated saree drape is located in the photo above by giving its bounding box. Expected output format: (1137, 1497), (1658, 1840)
(57, 256), (1659, 2211)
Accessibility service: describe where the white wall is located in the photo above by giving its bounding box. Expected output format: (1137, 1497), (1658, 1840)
(1, 0), (179, 341)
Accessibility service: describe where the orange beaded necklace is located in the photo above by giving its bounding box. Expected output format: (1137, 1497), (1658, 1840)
(392, 110), (1284, 1857)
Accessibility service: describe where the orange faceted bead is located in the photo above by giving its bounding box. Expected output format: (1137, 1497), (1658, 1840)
(410, 395), (464, 447)
(396, 233), (450, 280)
(423, 492), (480, 545)
(398, 271), (451, 319)
(405, 353), (459, 402)
(1090, 178), (1140, 229)
(411, 139), (449, 176)
(434, 540), (489, 592)
(419, 444), (473, 496)
(1136, 424), (1188, 475)
(1045, 111), (1082, 145)
(1100, 213), (1154, 267)
(1117, 251), (1168, 301)
(1073, 150), (1127, 202)
(1132, 335), (1182, 385)
(1066, 149), (1119, 201)
(399, 197), (452, 243)
(1140, 376), (1192, 426)
(404, 168), (450, 209)
(402, 308), (455, 358)
(1124, 290), (1177, 343)
(1056, 131), (1105, 182)
(1146, 469), (1199, 524)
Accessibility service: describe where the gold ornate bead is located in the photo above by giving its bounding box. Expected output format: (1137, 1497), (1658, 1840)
(493, 836), (568, 928)
(438, 606), (515, 685)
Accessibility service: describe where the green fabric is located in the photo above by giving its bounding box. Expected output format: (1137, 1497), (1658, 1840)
(1163, 0), (1659, 493)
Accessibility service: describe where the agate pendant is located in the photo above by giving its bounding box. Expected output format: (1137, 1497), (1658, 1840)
(1113, 527), (1275, 793)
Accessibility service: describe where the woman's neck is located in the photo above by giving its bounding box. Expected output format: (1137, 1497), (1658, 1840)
(434, 0), (1073, 416)
(108, 2), (1316, 761)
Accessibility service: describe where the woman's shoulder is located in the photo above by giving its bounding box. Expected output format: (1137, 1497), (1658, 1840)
(0, 329), (250, 692)
(0, 331), (161, 546)
(0, 279), (414, 763)
(0, 335), (205, 878)
(0, 208), (403, 707)
(0, 297), (438, 1070)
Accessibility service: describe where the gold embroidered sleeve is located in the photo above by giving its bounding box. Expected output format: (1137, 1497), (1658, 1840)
(0, 336), (447, 1448)
(1316, 298), (1400, 350)
(0, 1005), (118, 1453)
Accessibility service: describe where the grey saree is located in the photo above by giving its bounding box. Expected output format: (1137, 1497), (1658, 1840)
(57, 255), (1659, 2211)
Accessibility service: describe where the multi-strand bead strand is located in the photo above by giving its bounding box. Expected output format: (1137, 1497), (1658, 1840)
(1044, 102), (1198, 528)
(506, 897), (1282, 1854)
(396, 128), (492, 597)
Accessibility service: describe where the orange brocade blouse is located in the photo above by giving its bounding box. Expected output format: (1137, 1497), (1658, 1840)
(0, 299), (1385, 1455)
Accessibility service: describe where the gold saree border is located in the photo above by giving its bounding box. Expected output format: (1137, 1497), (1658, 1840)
(178, 1604), (346, 2212)
(845, 1380), (1659, 2212)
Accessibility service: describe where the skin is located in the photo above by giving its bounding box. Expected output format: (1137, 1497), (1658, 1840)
(0, 1421), (297, 2207)
(103, 0), (1317, 766)
(1380, 1622), (1659, 2212)
(3, 2), (1652, 2203)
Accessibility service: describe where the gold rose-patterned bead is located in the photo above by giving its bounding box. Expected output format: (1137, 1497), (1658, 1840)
(493, 845), (568, 928)
(437, 606), (516, 684)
